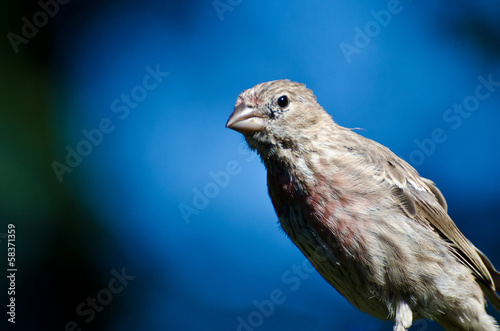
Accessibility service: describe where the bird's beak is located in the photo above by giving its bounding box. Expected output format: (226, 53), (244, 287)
(225, 104), (266, 133)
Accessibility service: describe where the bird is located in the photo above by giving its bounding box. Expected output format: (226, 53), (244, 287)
(225, 79), (500, 330)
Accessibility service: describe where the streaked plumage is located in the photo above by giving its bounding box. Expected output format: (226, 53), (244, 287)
(226, 80), (500, 330)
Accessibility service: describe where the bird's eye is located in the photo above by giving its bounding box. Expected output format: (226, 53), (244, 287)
(277, 95), (289, 108)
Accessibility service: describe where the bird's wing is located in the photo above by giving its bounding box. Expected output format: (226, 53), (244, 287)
(380, 152), (500, 310)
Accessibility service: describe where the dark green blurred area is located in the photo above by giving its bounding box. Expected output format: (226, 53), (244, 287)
(0, 2), (124, 329)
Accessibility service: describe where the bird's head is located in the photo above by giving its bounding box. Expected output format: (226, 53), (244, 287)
(226, 80), (333, 154)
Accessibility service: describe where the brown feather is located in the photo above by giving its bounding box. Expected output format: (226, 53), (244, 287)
(227, 79), (500, 330)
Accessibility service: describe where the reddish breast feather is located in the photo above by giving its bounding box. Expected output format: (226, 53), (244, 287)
(268, 167), (367, 258)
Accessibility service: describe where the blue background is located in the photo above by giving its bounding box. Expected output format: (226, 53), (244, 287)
(1, 0), (500, 330)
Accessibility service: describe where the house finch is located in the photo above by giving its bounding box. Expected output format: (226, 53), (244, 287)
(226, 80), (500, 330)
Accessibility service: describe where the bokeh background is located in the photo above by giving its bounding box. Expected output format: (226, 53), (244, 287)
(1, 0), (500, 330)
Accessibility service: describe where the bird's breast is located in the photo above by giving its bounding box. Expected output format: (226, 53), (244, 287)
(266, 169), (387, 318)
(268, 166), (371, 262)
(267, 168), (303, 218)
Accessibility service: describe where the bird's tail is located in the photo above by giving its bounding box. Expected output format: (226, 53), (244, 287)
(476, 249), (500, 312)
